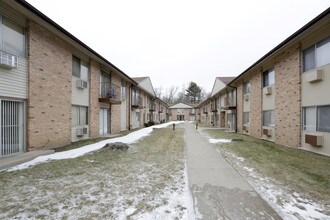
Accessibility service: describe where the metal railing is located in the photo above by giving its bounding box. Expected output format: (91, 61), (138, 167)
(132, 96), (143, 107)
(99, 82), (121, 100)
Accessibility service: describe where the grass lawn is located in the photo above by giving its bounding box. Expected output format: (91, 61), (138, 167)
(0, 126), (187, 219)
(202, 129), (330, 206)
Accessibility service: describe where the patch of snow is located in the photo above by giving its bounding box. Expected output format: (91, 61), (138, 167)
(7, 121), (184, 171)
(208, 138), (232, 144)
(128, 163), (195, 220)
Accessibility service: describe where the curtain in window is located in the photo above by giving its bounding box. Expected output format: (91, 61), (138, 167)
(303, 107), (316, 131)
(80, 106), (88, 126)
(72, 106), (79, 126)
(317, 105), (330, 132)
(80, 62), (89, 81)
(316, 37), (330, 68)
(243, 112), (249, 124)
(303, 46), (315, 72)
(72, 56), (80, 77)
(2, 17), (25, 57)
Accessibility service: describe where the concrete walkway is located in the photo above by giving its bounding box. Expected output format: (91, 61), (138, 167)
(184, 122), (280, 219)
(0, 150), (54, 170)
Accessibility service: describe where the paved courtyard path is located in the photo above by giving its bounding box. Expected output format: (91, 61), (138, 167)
(184, 122), (281, 219)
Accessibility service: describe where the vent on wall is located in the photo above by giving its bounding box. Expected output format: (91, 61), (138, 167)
(0, 51), (18, 69)
(76, 127), (88, 137)
(244, 94), (250, 101)
(76, 79), (88, 89)
(305, 134), (323, 146)
(305, 69), (323, 83)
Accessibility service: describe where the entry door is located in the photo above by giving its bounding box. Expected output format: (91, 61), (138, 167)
(220, 112), (226, 128)
(0, 100), (25, 156)
(99, 109), (109, 135)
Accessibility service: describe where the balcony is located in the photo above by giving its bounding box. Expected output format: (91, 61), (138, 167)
(149, 103), (156, 112)
(158, 107), (164, 113)
(99, 82), (121, 104)
(221, 97), (236, 110)
(166, 109), (172, 115)
(132, 96), (143, 108)
(189, 110), (195, 115)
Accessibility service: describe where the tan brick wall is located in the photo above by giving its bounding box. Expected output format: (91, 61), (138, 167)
(250, 69), (263, 138)
(89, 60), (100, 138)
(110, 73), (122, 133)
(27, 20), (72, 150)
(274, 44), (301, 148)
(236, 82), (243, 133)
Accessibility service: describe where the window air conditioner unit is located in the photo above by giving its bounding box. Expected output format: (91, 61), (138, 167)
(305, 134), (323, 147)
(244, 94), (250, 101)
(263, 128), (272, 137)
(243, 125), (249, 132)
(0, 51), (18, 69)
(76, 127), (88, 137)
(76, 79), (88, 89)
(305, 69), (323, 83)
(264, 86), (272, 95)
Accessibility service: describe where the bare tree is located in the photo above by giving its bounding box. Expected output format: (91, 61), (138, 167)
(163, 86), (178, 105)
(154, 87), (163, 98)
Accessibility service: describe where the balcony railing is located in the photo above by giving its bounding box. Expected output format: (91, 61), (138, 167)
(99, 82), (121, 104)
(132, 96), (143, 108)
(158, 107), (164, 113)
(211, 104), (217, 112)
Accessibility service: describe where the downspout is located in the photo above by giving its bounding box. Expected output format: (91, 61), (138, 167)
(227, 85), (237, 133)
(128, 84), (133, 131)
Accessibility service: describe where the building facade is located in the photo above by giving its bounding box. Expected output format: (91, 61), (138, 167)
(169, 103), (196, 121)
(0, 1), (168, 157)
(198, 7), (330, 156)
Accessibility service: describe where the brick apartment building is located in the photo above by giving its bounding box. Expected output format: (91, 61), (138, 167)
(169, 103), (196, 121)
(198, 7), (330, 156)
(0, 0), (168, 157)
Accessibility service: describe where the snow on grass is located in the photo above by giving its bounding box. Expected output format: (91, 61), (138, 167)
(208, 138), (232, 144)
(0, 125), (193, 219)
(222, 150), (330, 220)
(7, 121), (184, 171)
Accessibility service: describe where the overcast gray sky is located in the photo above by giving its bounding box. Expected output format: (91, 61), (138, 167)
(27, 0), (330, 92)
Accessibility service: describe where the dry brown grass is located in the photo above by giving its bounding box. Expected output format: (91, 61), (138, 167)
(0, 127), (186, 219)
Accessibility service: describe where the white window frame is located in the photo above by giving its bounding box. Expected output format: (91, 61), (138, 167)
(302, 36), (330, 72)
(0, 15), (26, 58)
(303, 105), (330, 132)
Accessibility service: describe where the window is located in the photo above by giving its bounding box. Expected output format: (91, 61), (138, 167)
(72, 105), (88, 126)
(263, 110), (275, 126)
(72, 56), (88, 80)
(121, 81), (126, 101)
(243, 112), (249, 124)
(0, 16), (26, 57)
(263, 68), (275, 87)
(303, 36), (330, 72)
(303, 105), (330, 132)
(228, 89), (236, 106)
(243, 82), (250, 94)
